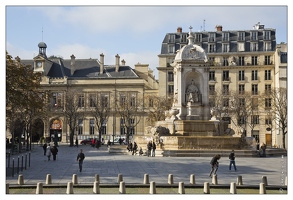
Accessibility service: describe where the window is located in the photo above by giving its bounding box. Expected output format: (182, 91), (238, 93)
(90, 119), (95, 135)
(181, 34), (187, 43)
(209, 33), (215, 42)
(223, 98), (229, 107)
(251, 56), (258, 65)
(209, 85), (215, 95)
(252, 70), (258, 81)
(238, 32), (245, 41)
(223, 85), (229, 95)
(239, 70), (245, 81)
(252, 131), (259, 142)
(168, 72), (174, 82)
(168, 45), (175, 53)
(120, 94), (126, 106)
(208, 44), (216, 53)
(251, 115), (259, 124)
(264, 42), (271, 51)
(239, 85), (245, 95)
(252, 84), (258, 95)
(101, 94), (109, 108)
(264, 56), (271, 65)
(129, 118), (135, 136)
(149, 98), (153, 107)
(265, 70), (271, 80)
(169, 34), (175, 43)
(223, 57), (229, 66)
(251, 31), (258, 40)
(252, 98), (258, 109)
(120, 118), (125, 135)
(78, 119), (83, 135)
(223, 43), (229, 52)
(52, 92), (62, 108)
(102, 120), (107, 135)
(265, 98), (272, 109)
(168, 85), (174, 95)
(263, 31), (271, 40)
(265, 117), (272, 125)
(223, 71), (229, 81)
(89, 94), (97, 107)
(209, 71), (215, 81)
(238, 56), (245, 66)
(239, 98), (245, 107)
(238, 42), (245, 51)
(251, 43), (258, 51)
(223, 32), (229, 41)
(265, 84), (271, 94)
(195, 34), (202, 42)
(238, 116), (245, 125)
(130, 94), (136, 107)
(78, 94), (84, 107)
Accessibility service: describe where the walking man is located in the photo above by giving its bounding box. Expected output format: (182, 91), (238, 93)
(152, 141), (156, 157)
(209, 154), (221, 177)
(76, 149), (85, 172)
(51, 144), (58, 161)
(229, 150), (237, 171)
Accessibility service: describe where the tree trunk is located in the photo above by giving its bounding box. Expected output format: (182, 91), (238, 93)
(69, 130), (74, 146)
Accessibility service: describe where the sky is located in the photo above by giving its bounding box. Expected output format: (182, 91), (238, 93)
(3, 1), (289, 79)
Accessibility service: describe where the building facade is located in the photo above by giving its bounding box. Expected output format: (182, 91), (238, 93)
(157, 23), (287, 148)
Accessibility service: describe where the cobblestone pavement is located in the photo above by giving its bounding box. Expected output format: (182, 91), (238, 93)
(6, 143), (288, 186)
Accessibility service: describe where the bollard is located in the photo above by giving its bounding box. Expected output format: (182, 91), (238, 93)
(144, 174), (149, 184)
(117, 174), (123, 183)
(149, 181), (156, 194)
(212, 174), (218, 185)
(72, 174), (78, 184)
(66, 182), (74, 194)
(46, 174), (52, 184)
(18, 174), (24, 185)
(119, 181), (126, 194)
(236, 175), (243, 185)
(21, 155), (23, 171)
(178, 182), (185, 194)
(259, 183), (266, 194)
(6, 183), (9, 194)
(230, 182), (237, 194)
(12, 159), (14, 177)
(190, 174), (195, 184)
(93, 181), (100, 194)
(36, 182), (43, 194)
(95, 174), (100, 183)
(203, 182), (210, 194)
(261, 176), (268, 186)
(168, 174), (174, 184)
(17, 156), (19, 174)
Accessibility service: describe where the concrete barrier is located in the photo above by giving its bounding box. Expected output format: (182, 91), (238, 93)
(229, 182), (237, 194)
(190, 174), (195, 184)
(236, 175), (243, 185)
(261, 176), (268, 186)
(144, 174), (149, 184)
(168, 174), (173, 184)
(259, 183), (266, 194)
(149, 181), (156, 194)
(66, 182), (74, 194)
(178, 182), (185, 194)
(117, 174), (123, 183)
(36, 182), (43, 194)
(6, 183), (9, 194)
(18, 174), (24, 185)
(119, 181), (126, 194)
(93, 181), (100, 194)
(203, 182), (210, 194)
(46, 174), (52, 184)
(212, 174), (218, 185)
(95, 174), (100, 183)
(72, 174), (78, 184)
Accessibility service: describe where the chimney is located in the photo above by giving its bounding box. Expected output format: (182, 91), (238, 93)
(121, 59), (126, 66)
(100, 53), (104, 74)
(115, 54), (120, 72)
(70, 54), (75, 75)
(177, 27), (182, 33)
(216, 25), (222, 31)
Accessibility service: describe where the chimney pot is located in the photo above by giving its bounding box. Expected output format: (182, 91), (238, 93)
(177, 27), (182, 33)
(216, 25), (222, 31)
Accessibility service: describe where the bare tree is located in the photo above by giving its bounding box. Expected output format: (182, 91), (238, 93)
(63, 88), (85, 146)
(262, 87), (287, 149)
(115, 92), (144, 143)
(89, 92), (111, 146)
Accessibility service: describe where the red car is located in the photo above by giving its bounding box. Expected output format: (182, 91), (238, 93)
(80, 138), (93, 145)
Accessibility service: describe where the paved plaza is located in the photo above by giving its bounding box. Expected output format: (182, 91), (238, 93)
(6, 143), (288, 186)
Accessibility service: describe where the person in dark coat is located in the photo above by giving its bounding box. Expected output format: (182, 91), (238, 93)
(43, 143), (47, 156)
(209, 154), (221, 177)
(76, 149), (85, 172)
(51, 145), (58, 161)
(229, 150), (237, 171)
(132, 142), (138, 155)
(147, 141), (152, 157)
(152, 141), (156, 157)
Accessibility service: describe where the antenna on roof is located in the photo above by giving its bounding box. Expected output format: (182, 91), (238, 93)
(203, 19), (206, 31)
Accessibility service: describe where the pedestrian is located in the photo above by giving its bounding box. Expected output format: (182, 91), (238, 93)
(75, 137), (78, 148)
(127, 142), (133, 152)
(119, 138), (122, 145)
(139, 147), (143, 156)
(260, 142), (267, 157)
(107, 140), (111, 147)
(43, 143), (47, 156)
(91, 138), (95, 147)
(46, 144), (52, 161)
(132, 142), (138, 155)
(152, 141), (156, 157)
(147, 141), (152, 157)
(209, 154), (221, 177)
(229, 150), (237, 171)
(51, 144), (58, 161)
(76, 149), (85, 172)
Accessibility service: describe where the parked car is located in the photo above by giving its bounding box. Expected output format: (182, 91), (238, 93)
(110, 137), (127, 144)
(80, 138), (93, 145)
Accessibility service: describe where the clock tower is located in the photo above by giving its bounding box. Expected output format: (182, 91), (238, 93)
(33, 41), (47, 72)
